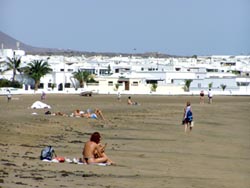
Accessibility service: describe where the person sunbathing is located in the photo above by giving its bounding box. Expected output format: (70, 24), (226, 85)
(81, 108), (105, 120)
(52, 112), (68, 117)
(82, 132), (114, 165)
(94, 108), (105, 120)
(45, 111), (68, 116)
(73, 109), (82, 117)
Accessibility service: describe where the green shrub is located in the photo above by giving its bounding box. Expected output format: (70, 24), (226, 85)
(0, 79), (22, 88)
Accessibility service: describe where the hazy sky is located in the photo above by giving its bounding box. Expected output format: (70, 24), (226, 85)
(1, 0), (250, 56)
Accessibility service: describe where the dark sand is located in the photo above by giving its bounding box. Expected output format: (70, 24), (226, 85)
(0, 94), (250, 188)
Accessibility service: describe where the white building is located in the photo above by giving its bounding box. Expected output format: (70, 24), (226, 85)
(1, 49), (250, 95)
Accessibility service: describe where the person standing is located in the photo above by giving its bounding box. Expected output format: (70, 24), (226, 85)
(183, 101), (193, 133)
(199, 90), (205, 104)
(208, 89), (213, 104)
(41, 91), (46, 100)
(117, 92), (121, 102)
(7, 90), (12, 102)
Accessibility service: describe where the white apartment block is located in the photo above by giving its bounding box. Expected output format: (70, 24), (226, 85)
(1, 49), (250, 95)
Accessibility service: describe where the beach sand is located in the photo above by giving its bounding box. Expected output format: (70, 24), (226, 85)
(0, 94), (250, 188)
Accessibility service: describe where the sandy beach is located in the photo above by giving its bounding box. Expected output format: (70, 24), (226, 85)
(0, 94), (250, 188)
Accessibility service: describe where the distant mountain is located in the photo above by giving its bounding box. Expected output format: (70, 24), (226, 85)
(0, 31), (177, 57)
(0, 31), (66, 54)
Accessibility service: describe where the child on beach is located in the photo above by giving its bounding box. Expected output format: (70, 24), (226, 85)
(183, 101), (193, 133)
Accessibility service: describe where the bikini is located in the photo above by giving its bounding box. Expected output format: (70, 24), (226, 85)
(84, 157), (94, 163)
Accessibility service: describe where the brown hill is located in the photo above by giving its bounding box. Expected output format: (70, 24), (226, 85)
(0, 31), (65, 54)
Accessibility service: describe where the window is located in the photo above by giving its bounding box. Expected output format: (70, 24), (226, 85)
(108, 81), (113, 86)
(39, 83), (44, 89)
(175, 68), (181, 71)
(60, 69), (64, 71)
(48, 83), (56, 88)
(65, 83), (71, 88)
(132, 82), (138, 86)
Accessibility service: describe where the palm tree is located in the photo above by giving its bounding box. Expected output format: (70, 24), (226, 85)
(6, 56), (22, 82)
(151, 83), (157, 92)
(24, 60), (52, 91)
(72, 70), (90, 88)
(184, 79), (193, 92)
(114, 83), (119, 91)
(221, 84), (227, 91)
(208, 82), (213, 89)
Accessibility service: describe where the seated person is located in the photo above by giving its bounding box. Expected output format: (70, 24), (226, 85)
(82, 132), (114, 165)
(127, 96), (138, 105)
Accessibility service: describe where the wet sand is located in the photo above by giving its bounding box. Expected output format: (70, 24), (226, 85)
(0, 94), (250, 188)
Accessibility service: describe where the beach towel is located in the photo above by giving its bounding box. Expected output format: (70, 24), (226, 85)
(42, 157), (110, 166)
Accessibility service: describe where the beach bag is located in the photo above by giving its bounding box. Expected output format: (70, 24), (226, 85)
(40, 146), (55, 160)
(187, 110), (193, 121)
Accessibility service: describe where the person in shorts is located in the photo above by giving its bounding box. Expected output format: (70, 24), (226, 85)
(200, 90), (205, 104)
(183, 101), (193, 133)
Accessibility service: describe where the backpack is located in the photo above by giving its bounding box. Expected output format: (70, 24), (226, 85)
(40, 146), (55, 160)
(187, 110), (193, 121)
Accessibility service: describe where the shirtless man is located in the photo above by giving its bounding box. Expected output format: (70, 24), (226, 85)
(82, 132), (114, 165)
(73, 109), (82, 117)
(127, 96), (138, 105)
(199, 90), (205, 104)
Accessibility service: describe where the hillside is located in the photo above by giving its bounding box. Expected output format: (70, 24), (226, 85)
(0, 31), (65, 54)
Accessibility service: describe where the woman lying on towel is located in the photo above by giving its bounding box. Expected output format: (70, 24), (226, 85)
(80, 108), (105, 120)
(82, 132), (114, 165)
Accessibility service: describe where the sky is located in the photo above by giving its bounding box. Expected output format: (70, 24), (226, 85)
(0, 0), (250, 56)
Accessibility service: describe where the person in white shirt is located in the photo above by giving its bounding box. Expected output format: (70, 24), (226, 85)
(7, 90), (12, 102)
(208, 89), (213, 104)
